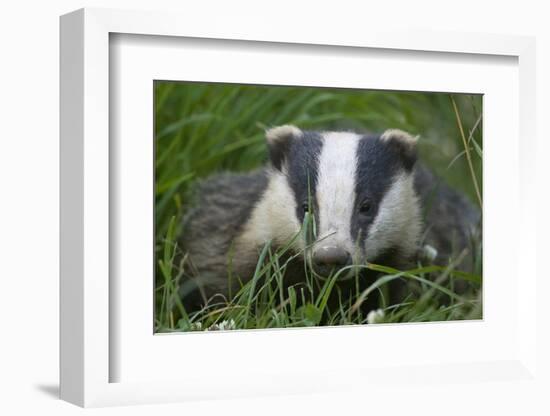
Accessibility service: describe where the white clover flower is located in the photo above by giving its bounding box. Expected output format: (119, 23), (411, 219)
(421, 244), (438, 263)
(366, 308), (385, 324)
(217, 319), (236, 331)
(190, 321), (202, 331)
(207, 319), (236, 331)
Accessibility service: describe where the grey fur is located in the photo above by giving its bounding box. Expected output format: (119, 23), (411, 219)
(179, 170), (269, 304)
(414, 163), (481, 271)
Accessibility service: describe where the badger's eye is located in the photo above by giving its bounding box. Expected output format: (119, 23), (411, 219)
(359, 200), (372, 215)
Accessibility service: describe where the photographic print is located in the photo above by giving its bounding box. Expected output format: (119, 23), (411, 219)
(154, 82), (482, 333)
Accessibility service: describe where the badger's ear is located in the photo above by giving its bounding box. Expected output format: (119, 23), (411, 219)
(265, 125), (302, 170)
(380, 129), (419, 171)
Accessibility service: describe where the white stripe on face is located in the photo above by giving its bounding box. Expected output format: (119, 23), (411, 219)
(363, 172), (421, 262)
(315, 131), (361, 257)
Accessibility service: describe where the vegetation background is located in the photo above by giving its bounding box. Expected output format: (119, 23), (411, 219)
(154, 81), (482, 332)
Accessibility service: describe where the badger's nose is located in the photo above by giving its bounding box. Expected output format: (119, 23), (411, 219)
(313, 246), (351, 267)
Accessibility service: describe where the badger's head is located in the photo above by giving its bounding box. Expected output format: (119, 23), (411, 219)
(264, 125), (422, 277)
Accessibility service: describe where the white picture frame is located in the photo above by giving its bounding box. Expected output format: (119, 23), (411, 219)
(60, 7), (539, 408)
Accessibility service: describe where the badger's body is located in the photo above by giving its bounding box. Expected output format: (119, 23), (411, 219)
(180, 126), (481, 308)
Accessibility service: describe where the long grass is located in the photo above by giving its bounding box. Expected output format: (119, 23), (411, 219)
(154, 81), (482, 332)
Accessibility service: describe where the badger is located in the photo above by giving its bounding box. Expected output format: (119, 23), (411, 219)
(180, 125), (481, 310)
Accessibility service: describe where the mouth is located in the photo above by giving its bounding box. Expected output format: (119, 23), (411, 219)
(311, 263), (356, 280)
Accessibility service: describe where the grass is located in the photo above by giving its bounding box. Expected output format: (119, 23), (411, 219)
(154, 81), (483, 333)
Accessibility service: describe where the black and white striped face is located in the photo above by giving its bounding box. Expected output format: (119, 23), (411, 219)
(266, 125), (422, 275)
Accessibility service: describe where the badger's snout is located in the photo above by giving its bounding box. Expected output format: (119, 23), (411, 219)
(312, 246), (351, 276)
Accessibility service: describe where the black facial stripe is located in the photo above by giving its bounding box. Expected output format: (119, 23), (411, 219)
(284, 131), (323, 225)
(351, 135), (407, 247)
